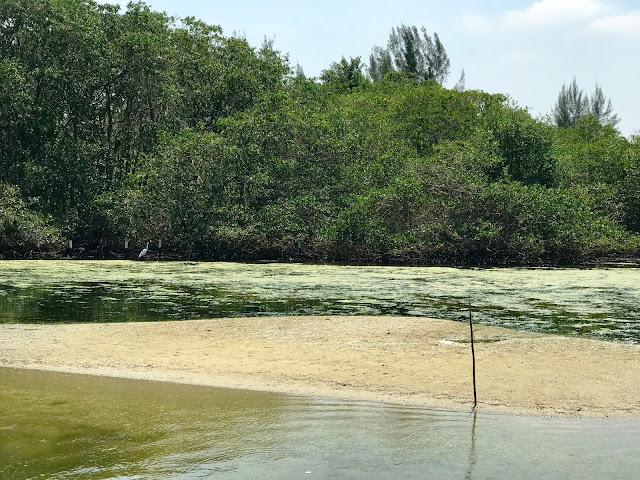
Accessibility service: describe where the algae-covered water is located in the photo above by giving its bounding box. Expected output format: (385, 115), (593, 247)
(2, 368), (639, 480)
(0, 260), (638, 342)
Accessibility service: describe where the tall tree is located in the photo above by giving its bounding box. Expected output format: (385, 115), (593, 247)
(454, 69), (466, 92)
(294, 62), (306, 78)
(367, 45), (394, 82)
(553, 78), (590, 128)
(371, 24), (450, 84)
(424, 31), (450, 84)
(388, 25), (423, 77)
(553, 78), (620, 129)
(590, 84), (620, 128)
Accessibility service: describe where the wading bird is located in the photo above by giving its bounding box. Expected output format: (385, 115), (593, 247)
(138, 242), (149, 259)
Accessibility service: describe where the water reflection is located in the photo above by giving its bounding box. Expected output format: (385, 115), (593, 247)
(1, 368), (639, 479)
(0, 261), (639, 342)
(464, 409), (478, 480)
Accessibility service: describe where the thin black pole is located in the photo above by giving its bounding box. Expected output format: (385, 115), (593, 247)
(469, 303), (477, 409)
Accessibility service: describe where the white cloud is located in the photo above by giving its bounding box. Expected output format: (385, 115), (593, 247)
(590, 11), (640, 38)
(461, 2), (640, 43)
(460, 0), (609, 33)
(503, 0), (606, 28)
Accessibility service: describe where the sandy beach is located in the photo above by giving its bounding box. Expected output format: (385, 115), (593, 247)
(1, 316), (638, 417)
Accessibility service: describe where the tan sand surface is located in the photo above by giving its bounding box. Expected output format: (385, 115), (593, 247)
(1, 316), (638, 417)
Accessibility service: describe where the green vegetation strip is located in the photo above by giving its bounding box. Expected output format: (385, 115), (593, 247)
(1, 1), (639, 265)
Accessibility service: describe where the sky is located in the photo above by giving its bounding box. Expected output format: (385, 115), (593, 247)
(111, 0), (639, 136)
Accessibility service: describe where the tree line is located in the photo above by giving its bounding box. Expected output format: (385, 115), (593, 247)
(1, 0), (639, 265)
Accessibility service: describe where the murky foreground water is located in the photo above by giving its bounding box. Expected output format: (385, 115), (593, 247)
(1, 368), (639, 480)
(0, 260), (638, 342)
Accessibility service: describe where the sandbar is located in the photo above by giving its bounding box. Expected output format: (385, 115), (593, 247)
(1, 316), (638, 417)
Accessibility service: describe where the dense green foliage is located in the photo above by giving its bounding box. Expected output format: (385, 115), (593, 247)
(0, 183), (62, 252)
(1, 1), (638, 264)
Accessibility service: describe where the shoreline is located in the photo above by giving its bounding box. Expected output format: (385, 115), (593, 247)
(1, 316), (639, 418)
(2, 254), (639, 269)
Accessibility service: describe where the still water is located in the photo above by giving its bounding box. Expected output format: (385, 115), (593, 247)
(2, 261), (639, 478)
(2, 368), (639, 480)
(0, 260), (639, 342)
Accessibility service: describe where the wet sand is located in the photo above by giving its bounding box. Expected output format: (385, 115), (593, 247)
(1, 316), (638, 417)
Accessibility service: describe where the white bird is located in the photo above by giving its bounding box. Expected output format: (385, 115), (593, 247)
(138, 242), (149, 259)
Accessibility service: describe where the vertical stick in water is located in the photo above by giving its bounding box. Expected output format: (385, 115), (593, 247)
(469, 303), (477, 409)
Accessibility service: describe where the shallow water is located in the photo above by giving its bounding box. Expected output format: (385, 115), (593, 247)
(1, 368), (638, 480)
(1, 260), (639, 342)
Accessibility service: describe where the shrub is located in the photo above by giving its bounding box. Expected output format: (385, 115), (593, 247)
(0, 183), (62, 253)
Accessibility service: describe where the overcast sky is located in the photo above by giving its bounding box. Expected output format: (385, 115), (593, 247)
(112, 0), (639, 136)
